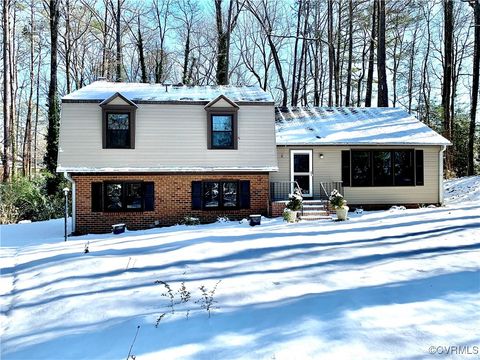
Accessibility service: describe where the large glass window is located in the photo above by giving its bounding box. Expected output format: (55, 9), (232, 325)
(352, 151), (372, 186)
(125, 183), (143, 209)
(203, 181), (238, 209)
(350, 149), (417, 187)
(106, 113), (130, 148)
(373, 151), (393, 186)
(211, 115), (234, 149)
(394, 150), (414, 186)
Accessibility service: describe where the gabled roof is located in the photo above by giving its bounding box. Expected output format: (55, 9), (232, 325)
(62, 81), (274, 104)
(275, 107), (451, 146)
(99, 92), (138, 107)
(204, 94), (239, 109)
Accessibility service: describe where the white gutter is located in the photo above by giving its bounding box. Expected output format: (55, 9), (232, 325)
(439, 145), (447, 205)
(63, 171), (76, 233)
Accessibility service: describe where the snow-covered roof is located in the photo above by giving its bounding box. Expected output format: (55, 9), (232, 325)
(62, 80), (274, 103)
(275, 107), (451, 146)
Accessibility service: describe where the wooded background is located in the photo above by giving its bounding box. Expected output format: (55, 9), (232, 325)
(1, 0), (479, 192)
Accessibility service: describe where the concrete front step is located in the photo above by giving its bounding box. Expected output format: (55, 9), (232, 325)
(302, 210), (329, 216)
(302, 200), (328, 204)
(299, 215), (332, 221)
(303, 205), (327, 210)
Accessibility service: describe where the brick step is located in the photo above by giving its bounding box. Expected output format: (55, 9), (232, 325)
(299, 215), (332, 221)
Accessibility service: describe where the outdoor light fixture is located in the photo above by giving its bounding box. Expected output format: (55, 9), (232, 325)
(319, 153), (324, 159)
(63, 187), (70, 242)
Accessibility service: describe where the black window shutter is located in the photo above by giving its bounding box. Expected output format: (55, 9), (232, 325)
(143, 182), (155, 211)
(91, 182), (103, 212)
(341, 151), (351, 186)
(192, 181), (203, 210)
(239, 180), (251, 209)
(415, 150), (424, 186)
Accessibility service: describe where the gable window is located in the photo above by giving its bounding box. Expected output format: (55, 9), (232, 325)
(346, 149), (421, 187)
(106, 113), (131, 148)
(205, 96), (239, 150)
(211, 115), (234, 149)
(100, 93), (137, 149)
(91, 181), (154, 212)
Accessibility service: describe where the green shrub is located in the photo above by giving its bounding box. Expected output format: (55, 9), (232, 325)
(0, 174), (68, 224)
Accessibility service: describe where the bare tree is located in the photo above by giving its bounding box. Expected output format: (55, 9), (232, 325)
(467, 0), (480, 175)
(2, 0), (12, 181)
(377, 0), (388, 106)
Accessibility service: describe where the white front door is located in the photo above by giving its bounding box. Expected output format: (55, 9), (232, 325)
(290, 150), (313, 197)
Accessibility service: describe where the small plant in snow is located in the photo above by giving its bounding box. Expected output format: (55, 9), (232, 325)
(286, 188), (303, 211)
(84, 241), (90, 253)
(154, 279), (222, 326)
(216, 216), (230, 223)
(329, 189), (347, 209)
(182, 216), (200, 226)
(196, 280), (221, 318)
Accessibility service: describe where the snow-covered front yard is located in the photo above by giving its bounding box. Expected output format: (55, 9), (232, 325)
(1, 177), (479, 360)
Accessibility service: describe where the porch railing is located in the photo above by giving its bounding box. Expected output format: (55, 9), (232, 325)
(270, 181), (301, 202)
(319, 181), (344, 201)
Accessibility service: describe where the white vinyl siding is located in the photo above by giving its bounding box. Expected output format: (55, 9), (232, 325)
(272, 145), (442, 204)
(58, 103), (277, 171)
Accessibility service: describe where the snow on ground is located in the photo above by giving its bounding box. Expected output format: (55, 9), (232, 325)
(1, 178), (479, 360)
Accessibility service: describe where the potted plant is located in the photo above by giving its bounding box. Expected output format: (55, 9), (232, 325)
(283, 188), (303, 223)
(329, 189), (349, 221)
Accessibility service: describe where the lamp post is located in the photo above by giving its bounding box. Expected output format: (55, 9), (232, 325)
(63, 187), (70, 242)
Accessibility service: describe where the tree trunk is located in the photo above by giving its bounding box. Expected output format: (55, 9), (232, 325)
(442, 0), (453, 173)
(345, 0), (353, 106)
(377, 0), (388, 107)
(23, 0), (35, 178)
(468, 0), (479, 175)
(2, 0), (11, 182)
(327, 0), (335, 106)
(365, 0), (376, 107)
(182, 28), (191, 84)
(137, 15), (147, 83)
(215, 0), (228, 85)
(291, 0), (303, 105)
(45, 0), (60, 194)
(115, 0), (122, 81)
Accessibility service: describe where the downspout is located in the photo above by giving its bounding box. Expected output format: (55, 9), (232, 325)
(439, 145), (447, 205)
(63, 171), (76, 233)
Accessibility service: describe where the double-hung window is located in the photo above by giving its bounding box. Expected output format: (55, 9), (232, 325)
(203, 181), (238, 209)
(106, 112), (131, 148)
(211, 115), (234, 149)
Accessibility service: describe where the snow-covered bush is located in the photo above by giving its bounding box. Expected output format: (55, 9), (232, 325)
(329, 189), (347, 209)
(286, 188), (303, 211)
(216, 216), (230, 223)
(182, 216), (200, 226)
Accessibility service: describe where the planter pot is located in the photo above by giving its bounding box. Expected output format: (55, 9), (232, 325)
(283, 210), (298, 223)
(335, 206), (349, 221)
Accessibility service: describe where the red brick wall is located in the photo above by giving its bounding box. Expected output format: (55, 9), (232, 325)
(270, 201), (287, 218)
(72, 173), (269, 234)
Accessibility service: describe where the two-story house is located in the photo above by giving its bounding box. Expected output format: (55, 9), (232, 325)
(58, 81), (277, 234)
(58, 80), (450, 234)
